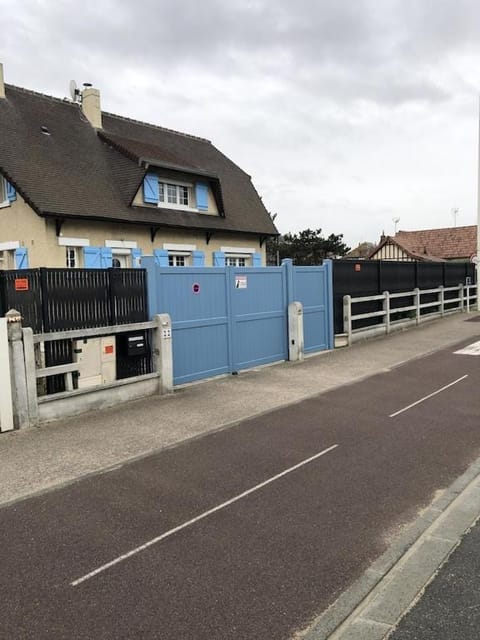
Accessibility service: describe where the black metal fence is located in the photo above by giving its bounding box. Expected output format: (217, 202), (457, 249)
(0, 268), (151, 392)
(333, 260), (476, 334)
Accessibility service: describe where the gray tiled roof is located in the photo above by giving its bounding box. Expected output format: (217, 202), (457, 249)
(0, 84), (278, 236)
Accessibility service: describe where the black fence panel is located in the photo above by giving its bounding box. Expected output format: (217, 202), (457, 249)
(333, 261), (383, 332)
(0, 270), (43, 333)
(109, 268), (149, 325)
(332, 259), (477, 334)
(40, 268), (111, 331)
(0, 267), (151, 392)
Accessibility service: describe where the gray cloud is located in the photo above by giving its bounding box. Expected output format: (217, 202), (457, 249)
(2, 0), (480, 245)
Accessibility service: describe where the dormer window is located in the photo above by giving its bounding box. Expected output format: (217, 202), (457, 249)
(143, 172), (212, 213)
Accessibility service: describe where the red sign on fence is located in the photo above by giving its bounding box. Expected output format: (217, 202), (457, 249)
(14, 278), (29, 291)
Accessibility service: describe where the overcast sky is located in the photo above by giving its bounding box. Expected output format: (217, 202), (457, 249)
(2, 0), (480, 248)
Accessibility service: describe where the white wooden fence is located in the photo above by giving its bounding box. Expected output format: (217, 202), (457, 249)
(343, 283), (478, 345)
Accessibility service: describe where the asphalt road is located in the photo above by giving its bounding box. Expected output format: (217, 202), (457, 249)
(1, 336), (479, 640)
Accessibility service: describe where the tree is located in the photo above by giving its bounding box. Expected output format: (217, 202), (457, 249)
(267, 228), (350, 265)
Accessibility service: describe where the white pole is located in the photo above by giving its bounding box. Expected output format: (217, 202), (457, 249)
(477, 96), (480, 287)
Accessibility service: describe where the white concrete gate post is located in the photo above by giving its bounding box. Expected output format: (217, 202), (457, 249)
(0, 317), (14, 432)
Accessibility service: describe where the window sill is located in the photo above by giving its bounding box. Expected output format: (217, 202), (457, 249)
(157, 202), (205, 213)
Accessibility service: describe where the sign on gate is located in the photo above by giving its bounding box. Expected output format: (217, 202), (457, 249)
(0, 318), (14, 432)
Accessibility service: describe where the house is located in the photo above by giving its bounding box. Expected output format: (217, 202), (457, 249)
(369, 226), (477, 262)
(344, 241), (377, 260)
(0, 63), (277, 270)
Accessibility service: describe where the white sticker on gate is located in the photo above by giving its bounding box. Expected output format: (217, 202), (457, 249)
(454, 341), (480, 356)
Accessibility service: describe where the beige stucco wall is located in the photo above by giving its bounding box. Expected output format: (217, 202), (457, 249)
(0, 194), (49, 265)
(0, 200), (266, 267)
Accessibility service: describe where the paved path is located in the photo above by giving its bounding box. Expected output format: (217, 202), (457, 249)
(1, 326), (479, 639)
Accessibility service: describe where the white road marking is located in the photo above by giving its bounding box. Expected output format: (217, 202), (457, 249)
(71, 443), (339, 587)
(454, 341), (480, 356)
(389, 375), (469, 418)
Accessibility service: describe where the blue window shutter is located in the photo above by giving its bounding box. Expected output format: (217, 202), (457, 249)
(83, 247), (102, 268)
(195, 183), (209, 211)
(6, 181), (16, 203)
(213, 251), (225, 267)
(252, 252), (262, 267)
(143, 173), (159, 204)
(131, 248), (142, 268)
(192, 250), (205, 267)
(15, 247), (28, 269)
(101, 247), (113, 268)
(154, 249), (169, 266)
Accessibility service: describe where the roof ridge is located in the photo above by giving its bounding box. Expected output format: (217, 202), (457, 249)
(397, 225), (476, 234)
(5, 83), (78, 107)
(102, 111), (211, 144)
(5, 84), (211, 144)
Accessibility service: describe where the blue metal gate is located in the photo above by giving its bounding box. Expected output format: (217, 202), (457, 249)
(229, 267), (288, 371)
(144, 258), (333, 385)
(292, 263), (333, 354)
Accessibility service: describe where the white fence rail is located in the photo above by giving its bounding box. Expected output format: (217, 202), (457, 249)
(343, 283), (478, 346)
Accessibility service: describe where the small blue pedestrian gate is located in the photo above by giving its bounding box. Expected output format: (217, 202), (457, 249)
(144, 258), (333, 385)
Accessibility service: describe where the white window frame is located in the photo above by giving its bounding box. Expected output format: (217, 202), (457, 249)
(0, 178), (10, 209)
(157, 178), (199, 212)
(226, 255), (248, 267)
(168, 254), (190, 267)
(163, 243), (195, 267)
(221, 246), (256, 255)
(0, 242), (19, 269)
(221, 246), (255, 267)
(65, 246), (79, 268)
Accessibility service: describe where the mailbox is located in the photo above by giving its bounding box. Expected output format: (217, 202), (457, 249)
(127, 334), (146, 356)
(117, 332), (148, 358)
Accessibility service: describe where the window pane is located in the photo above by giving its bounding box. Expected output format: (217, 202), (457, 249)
(66, 247), (76, 268)
(159, 183), (165, 202)
(169, 254), (187, 266)
(167, 184), (177, 204)
(179, 186), (189, 205)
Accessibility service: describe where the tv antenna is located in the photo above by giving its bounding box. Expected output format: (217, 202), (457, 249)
(392, 216), (400, 234)
(451, 207), (459, 227)
(69, 80), (81, 103)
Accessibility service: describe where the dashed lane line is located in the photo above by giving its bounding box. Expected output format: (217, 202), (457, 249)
(71, 443), (339, 587)
(389, 375), (469, 418)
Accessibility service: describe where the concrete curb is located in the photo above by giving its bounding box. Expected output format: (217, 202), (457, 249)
(302, 457), (480, 639)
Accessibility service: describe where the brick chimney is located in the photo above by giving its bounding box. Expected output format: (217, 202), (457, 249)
(0, 63), (5, 99)
(81, 85), (102, 128)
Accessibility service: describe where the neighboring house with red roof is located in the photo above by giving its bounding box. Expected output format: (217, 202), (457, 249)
(0, 63), (277, 270)
(369, 226), (477, 262)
